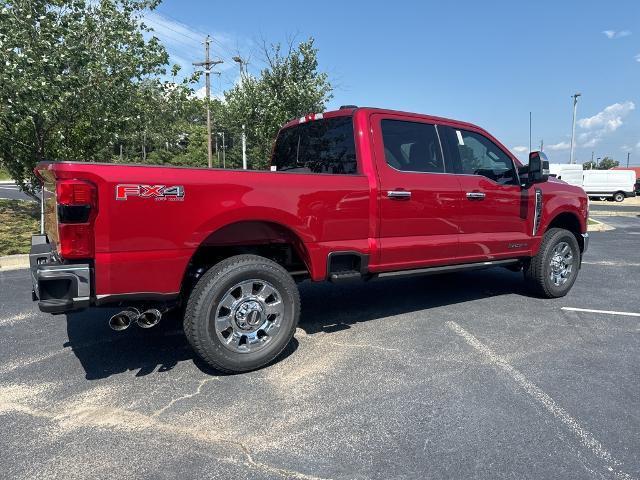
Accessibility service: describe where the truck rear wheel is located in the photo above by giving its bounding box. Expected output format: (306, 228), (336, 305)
(524, 228), (581, 298)
(184, 254), (300, 373)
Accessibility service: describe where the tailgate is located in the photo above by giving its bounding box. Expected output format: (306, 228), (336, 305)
(35, 166), (60, 254)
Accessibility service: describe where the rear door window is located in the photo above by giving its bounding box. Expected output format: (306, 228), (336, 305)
(271, 116), (357, 174)
(380, 120), (445, 173)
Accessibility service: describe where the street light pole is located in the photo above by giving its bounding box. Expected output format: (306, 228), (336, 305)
(241, 124), (247, 170)
(218, 131), (226, 168)
(529, 111), (532, 153)
(233, 56), (248, 169)
(569, 93), (581, 164)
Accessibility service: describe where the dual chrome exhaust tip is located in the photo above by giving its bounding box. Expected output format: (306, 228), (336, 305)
(109, 308), (162, 331)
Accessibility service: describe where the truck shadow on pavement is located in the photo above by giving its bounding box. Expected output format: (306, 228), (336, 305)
(63, 310), (300, 380)
(64, 268), (527, 380)
(298, 268), (528, 335)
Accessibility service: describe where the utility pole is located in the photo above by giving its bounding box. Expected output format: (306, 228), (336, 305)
(569, 93), (581, 164)
(627, 152), (631, 168)
(194, 35), (223, 168)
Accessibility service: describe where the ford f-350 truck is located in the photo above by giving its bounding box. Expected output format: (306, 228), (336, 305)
(31, 107), (589, 373)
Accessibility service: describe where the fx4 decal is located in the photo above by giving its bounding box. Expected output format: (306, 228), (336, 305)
(116, 184), (185, 201)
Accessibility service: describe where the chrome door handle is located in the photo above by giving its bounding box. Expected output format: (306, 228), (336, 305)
(387, 190), (412, 199)
(466, 192), (486, 200)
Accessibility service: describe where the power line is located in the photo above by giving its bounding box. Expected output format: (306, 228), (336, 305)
(147, 11), (239, 59)
(144, 15), (235, 65)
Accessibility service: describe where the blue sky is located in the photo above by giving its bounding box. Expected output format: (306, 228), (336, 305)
(146, 0), (640, 165)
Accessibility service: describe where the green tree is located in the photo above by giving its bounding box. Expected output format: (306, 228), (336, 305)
(0, 0), (196, 191)
(597, 157), (619, 170)
(221, 38), (333, 169)
(583, 157), (620, 170)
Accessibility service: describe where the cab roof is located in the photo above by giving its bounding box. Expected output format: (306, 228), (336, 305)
(281, 106), (486, 133)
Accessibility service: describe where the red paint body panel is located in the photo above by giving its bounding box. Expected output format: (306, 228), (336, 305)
(36, 107), (588, 301)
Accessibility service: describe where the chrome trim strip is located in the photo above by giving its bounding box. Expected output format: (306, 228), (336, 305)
(533, 188), (543, 236)
(377, 259), (519, 278)
(95, 292), (180, 299)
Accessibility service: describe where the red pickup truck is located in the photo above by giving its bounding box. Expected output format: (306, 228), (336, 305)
(31, 107), (589, 372)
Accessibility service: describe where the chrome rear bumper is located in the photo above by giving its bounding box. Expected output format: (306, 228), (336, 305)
(30, 235), (91, 314)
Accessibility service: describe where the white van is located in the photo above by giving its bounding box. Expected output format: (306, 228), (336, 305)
(582, 170), (636, 202)
(549, 164), (584, 188)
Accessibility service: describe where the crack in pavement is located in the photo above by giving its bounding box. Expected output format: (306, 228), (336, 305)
(0, 384), (331, 480)
(151, 378), (218, 417)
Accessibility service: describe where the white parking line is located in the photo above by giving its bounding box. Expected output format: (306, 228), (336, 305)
(446, 321), (635, 480)
(561, 307), (640, 317)
(582, 261), (640, 267)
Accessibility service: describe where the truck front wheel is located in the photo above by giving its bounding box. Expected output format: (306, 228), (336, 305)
(524, 228), (581, 298)
(613, 191), (625, 202)
(184, 254), (300, 373)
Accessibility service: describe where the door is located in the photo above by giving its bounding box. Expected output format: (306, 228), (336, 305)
(441, 126), (531, 260)
(371, 115), (462, 270)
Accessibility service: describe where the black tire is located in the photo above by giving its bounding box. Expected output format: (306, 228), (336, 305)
(613, 191), (625, 203)
(184, 254), (300, 373)
(524, 228), (581, 298)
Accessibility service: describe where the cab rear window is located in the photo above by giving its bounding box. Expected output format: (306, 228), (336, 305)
(271, 116), (357, 174)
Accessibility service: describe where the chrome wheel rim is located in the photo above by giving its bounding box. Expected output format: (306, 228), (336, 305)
(213, 279), (284, 354)
(549, 241), (574, 287)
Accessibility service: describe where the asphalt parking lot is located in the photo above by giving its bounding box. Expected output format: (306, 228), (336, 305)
(1, 217), (638, 480)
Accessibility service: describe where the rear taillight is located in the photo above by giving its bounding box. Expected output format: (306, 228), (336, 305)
(56, 180), (97, 259)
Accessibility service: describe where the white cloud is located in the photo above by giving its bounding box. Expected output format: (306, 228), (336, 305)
(636, 141), (640, 149)
(578, 101), (635, 132)
(635, 53), (640, 63)
(578, 133), (599, 148)
(512, 146), (529, 153)
(547, 141), (571, 151)
(602, 30), (631, 39)
(573, 101), (635, 148)
(193, 86), (224, 101)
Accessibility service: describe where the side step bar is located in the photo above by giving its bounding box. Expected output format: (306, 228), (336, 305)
(376, 259), (520, 279)
(329, 271), (362, 282)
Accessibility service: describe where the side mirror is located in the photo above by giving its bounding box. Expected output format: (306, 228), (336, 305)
(527, 151), (549, 184)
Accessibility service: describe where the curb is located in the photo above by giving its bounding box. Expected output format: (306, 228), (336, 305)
(0, 180), (15, 185)
(0, 254), (30, 271)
